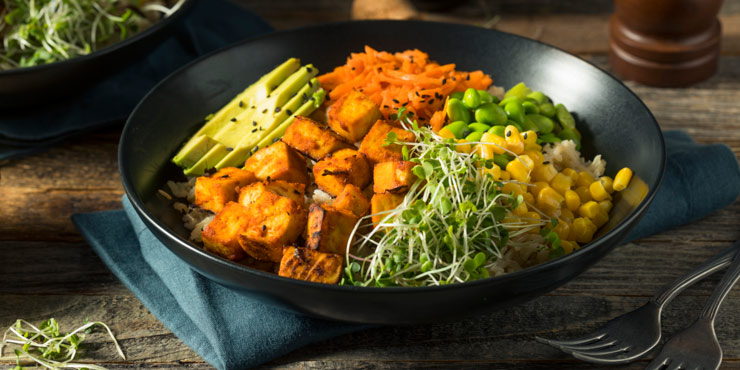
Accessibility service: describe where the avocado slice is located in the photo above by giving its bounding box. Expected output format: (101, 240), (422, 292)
(172, 58), (319, 174)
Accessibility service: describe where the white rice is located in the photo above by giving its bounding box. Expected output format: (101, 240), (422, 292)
(543, 140), (606, 178)
(166, 178), (212, 242)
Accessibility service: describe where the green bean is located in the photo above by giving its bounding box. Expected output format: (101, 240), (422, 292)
(474, 102), (507, 125)
(465, 131), (484, 143)
(504, 82), (531, 100)
(539, 102), (556, 118)
(522, 101), (539, 115)
(468, 122), (491, 132)
(477, 90), (494, 104)
(526, 91), (548, 104)
(449, 91), (464, 100)
(446, 98), (471, 124)
(442, 120), (470, 139)
(488, 125), (506, 137)
(558, 128), (581, 150)
(493, 153), (512, 169)
(462, 88), (481, 109)
(526, 114), (555, 134)
(504, 101), (525, 124)
(556, 103), (576, 130)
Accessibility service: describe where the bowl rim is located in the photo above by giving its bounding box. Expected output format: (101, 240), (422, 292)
(120, 19), (666, 294)
(0, 0), (194, 76)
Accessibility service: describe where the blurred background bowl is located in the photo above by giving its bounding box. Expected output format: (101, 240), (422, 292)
(120, 20), (665, 324)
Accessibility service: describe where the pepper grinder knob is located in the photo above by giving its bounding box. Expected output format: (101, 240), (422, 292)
(609, 0), (723, 87)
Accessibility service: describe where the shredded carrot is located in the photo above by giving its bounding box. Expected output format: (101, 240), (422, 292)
(318, 46), (493, 123)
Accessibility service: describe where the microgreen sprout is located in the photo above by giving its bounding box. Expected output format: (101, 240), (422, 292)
(0, 0), (184, 70)
(342, 117), (562, 287)
(0, 318), (125, 370)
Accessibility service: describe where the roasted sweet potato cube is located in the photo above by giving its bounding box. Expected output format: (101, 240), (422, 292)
(373, 161), (418, 194)
(312, 148), (371, 197)
(278, 246), (343, 284)
(201, 202), (249, 261)
(327, 90), (383, 143)
(305, 204), (359, 255)
(194, 167), (256, 213)
(244, 141), (310, 186)
(359, 120), (415, 166)
(332, 184), (370, 217)
(236, 181), (308, 262)
(370, 192), (406, 225)
(282, 116), (354, 161)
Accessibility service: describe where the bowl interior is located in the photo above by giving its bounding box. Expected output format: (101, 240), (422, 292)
(120, 20), (664, 323)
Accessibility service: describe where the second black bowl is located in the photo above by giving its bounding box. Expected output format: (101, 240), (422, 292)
(120, 20), (665, 324)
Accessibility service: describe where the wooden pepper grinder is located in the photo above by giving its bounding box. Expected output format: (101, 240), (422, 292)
(609, 0), (723, 87)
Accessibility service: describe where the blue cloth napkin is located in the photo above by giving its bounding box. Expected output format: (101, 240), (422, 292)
(71, 130), (740, 370)
(0, 0), (272, 161)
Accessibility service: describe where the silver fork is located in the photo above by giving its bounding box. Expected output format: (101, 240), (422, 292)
(536, 240), (740, 364)
(645, 246), (740, 370)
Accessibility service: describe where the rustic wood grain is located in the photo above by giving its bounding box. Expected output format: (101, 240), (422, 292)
(1, 2), (739, 369)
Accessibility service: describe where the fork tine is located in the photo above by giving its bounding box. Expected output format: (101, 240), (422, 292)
(666, 362), (684, 370)
(535, 332), (607, 347)
(645, 357), (670, 370)
(569, 345), (629, 357)
(557, 339), (617, 352)
(571, 349), (644, 365)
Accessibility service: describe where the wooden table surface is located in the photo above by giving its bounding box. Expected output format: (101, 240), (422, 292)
(2, 1), (739, 369)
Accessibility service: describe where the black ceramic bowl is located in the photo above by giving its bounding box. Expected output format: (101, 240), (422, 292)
(120, 20), (665, 324)
(0, 0), (194, 111)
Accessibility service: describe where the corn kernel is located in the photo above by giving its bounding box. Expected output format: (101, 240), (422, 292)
(439, 127), (456, 140)
(523, 211), (542, 233)
(524, 143), (543, 152)
(500, 170), (511, 181)
(513, 201), (528, 216)
(501, 182), (524, 196)
(524, 150), (544, 167)
(537, 186), (564, 214)
(561, 168), (578, 182)
(506, 158), (530, 182)
(521, 130), (538, 145)
(480, 143), (495, 159)
(522, 191), (535, 205)
(591, 210), (609, 228)
(613, 167), (633, 191)
(589, 180), (611, 201)
(560, 208), (575, 223)
(572, 217), (597, 243)
(505, 125), (524, 154)
(481, 132), (507, 155)
(561, 240), (578, 254)
(553, 220), (571, 241)
(600, 176), (614, 194)
(576, 171), (595, 187)
(550, 172), (573, 195)
(532, 163), (558, 183)
(579, 200), (601, 218)
(564, 189), (581, 211)
(456, 139), (472, 154)
(485, 164), (502, 180)
(531, 181), (550, 198)
(598, 200), (613, 214)
(574, 186), (592, 203)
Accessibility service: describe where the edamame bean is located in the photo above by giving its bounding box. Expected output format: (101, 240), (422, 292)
(488, 125), (506, 137)
(522, 101), (539, 115)
(539, 102), (556, 117)
(521, 116), (539, 132)
(526, 91), (548, 104)
(504, 82), (531, 99)
(504, 101), (525, 124)
(468, 122), (491, 132)
(449, 91), (464, 100)
(465, 131), (484, 143)
(475, 103), (507, 125)
(446, 98), (471, 124)
(477, 90), (494, 104)
(537, 132), (562, 144)
(527, 114), (555, 134)
(442, 120), (470, 139)
(463, 88), (481, 109)
(556, 103), (576, 130)
(493, 154), (511, 169)
(498, 96), (520, 107)
(506, 119), (524, 133)
(558, 128), (581, 150)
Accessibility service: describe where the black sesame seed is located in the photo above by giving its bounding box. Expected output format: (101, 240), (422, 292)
(402, 101), (408, 106)
(230, 118), (236, 122)
(226, 147), (233, 151)
(452, 77), (456, 81)
(308, 80), (313, 87)
(442, 78), (447, 85)
(262, 109), (268, 114)
(429, 98), (435, 104)
(377, 67), (382, 72)
(307, 67), (313, 72)
(239, 101), (244, 108)
(523, 132), (528, 140)
(466, 74), (470, 81)
(392, 99), (400, 104)
(262, 225), (267, 231)
(251, 105), (256, 109)
(267, 94), (271, 98)
(543, 161), (550, 165)
(326, 95), (330, 101)
(253, 145), (259, 152)
(419, 100), (425, 104)
(286, 109), (292, 115)
(275, 107), (281, 113)
(383, 105), (389, 109)
(273, 137), (279, 143)
(251, 128), (257, 133)
(252, 121), (258, 126)
(415, 91), (420, 97)
(351, 66), (355, 70)
(506, 130), (512, 137)
(408, 111), (414, 116)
